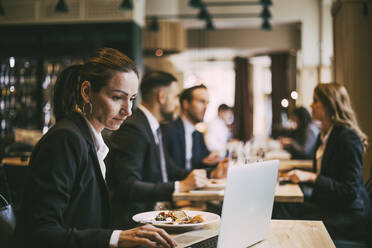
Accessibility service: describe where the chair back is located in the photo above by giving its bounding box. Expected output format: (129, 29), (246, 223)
(0, 193), (16, 246)
(366, 177), (372, 193)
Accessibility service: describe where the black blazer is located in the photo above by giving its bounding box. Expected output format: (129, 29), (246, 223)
(311, 125), (369, 213)
(161, 118), (210, 170)
(12, 113), (113, 248)
(105, 109), (189, 229)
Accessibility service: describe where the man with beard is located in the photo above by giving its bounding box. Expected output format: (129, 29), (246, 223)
(105, 71), (212, 229)
(161, 85), (225, 174)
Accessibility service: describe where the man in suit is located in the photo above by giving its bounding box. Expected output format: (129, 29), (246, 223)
(161, 85), (222, 172)
(105, 71), (212, 229)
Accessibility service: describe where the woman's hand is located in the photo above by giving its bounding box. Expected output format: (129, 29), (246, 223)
(283, 169), (317, 183)
(278, 137), (293, 147)
(118, 224), (177, 248)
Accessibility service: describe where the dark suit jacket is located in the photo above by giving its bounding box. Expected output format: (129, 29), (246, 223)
(161, 118), (210, 170)
(105, 109), (189, 229)
(311, 125), (369, 214)
(12, 113), (113, 248)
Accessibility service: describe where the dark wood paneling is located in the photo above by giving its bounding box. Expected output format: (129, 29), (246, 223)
(0, 22), (142, 64)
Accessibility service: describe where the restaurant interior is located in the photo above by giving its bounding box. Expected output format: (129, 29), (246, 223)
(0, 0), (372, 247)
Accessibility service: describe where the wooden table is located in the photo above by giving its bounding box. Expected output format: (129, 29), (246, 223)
(173, 220), (335, 248)
(173, 183), (304, 203)
(183, 220), (334, 247)
(257, 220), (335, 247)
(274, 183), (304, 203)
(279, 160), (313, 171)
(1, 157), (30, 166)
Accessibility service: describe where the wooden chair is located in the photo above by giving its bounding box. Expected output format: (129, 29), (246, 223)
(365, 176), (372, 198)
(0, 192), (16, 248)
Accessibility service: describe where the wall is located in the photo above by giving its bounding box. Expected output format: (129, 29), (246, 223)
(0, 22), (142, 63)
(333, 0), (372, 180)
(187, 25), (301, 51)
(320, 0), (334, 83)
(0, 0), (145, 26)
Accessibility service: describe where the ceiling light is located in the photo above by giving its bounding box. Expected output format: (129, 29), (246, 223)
(197, 6), (210, 20)
(290, 91), (298, 100)
(155, 48), (164, 57)
(281, 99), (289, 108)
(260, 0), (272, 6)
(148, 17), (159, 32)
(206, 19), (215, 31)
(189, 0), (202, 8)
(120, 0), (133, 10)
(55, 0), (68, 13)
(0, 0), (4, 16)
(260, 6), (271, 19)
(261, 18), (271, 31)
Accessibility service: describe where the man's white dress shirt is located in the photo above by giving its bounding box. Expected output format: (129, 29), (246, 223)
(205, 117), (230, 157)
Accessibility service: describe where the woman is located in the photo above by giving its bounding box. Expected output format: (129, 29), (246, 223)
(279, 106), (319, 159)
(12, 48), (176, 248)
(278, 83), (370, 240)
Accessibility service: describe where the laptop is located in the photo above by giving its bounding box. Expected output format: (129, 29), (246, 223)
(173, 160), (279, 248)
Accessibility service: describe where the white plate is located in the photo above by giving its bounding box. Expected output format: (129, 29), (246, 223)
(189, 190), (224, 195)
(203, 179), (226, 190)
(132, 210), (220, 231)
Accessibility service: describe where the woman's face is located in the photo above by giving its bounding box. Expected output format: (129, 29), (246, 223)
(89, 71), (138, 132)
(310, 93), (328, 123)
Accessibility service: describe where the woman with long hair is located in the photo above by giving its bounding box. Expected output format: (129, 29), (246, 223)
(279, 106), (319, 159)
(277, 82), (370, 241)
(12, 48), (176, 248)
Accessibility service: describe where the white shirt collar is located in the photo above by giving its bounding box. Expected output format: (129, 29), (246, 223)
(83, 116), (109, 180)
(182, 115), (196, 134)
(83, 116), (109, 160)
(138, 104), (160, 142)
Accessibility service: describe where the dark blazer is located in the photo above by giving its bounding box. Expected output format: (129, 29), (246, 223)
(311, 125), (369, 214)
(105, 109), (189, 229)
(161, 117), (210, 170)
(12, 113), (113, 248)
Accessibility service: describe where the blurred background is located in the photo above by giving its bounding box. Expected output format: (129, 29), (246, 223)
(0, 0), (371, 180)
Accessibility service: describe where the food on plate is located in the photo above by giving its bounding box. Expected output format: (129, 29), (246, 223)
(154, 210), (205, 224)
(189, 214), (206, 224)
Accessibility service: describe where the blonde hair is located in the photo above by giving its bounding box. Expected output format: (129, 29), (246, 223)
(314, 82), (368, 150)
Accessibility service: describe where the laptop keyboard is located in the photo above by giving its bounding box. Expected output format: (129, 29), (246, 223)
(185, 235), (218, 248)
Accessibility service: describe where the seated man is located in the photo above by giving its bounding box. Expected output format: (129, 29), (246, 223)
(161, 85), (221, 171)
(205, 103), (234, 157)
(105, 71), (227, 229)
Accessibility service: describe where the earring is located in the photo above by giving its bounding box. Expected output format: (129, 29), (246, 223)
(82, 102), (93, 116)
